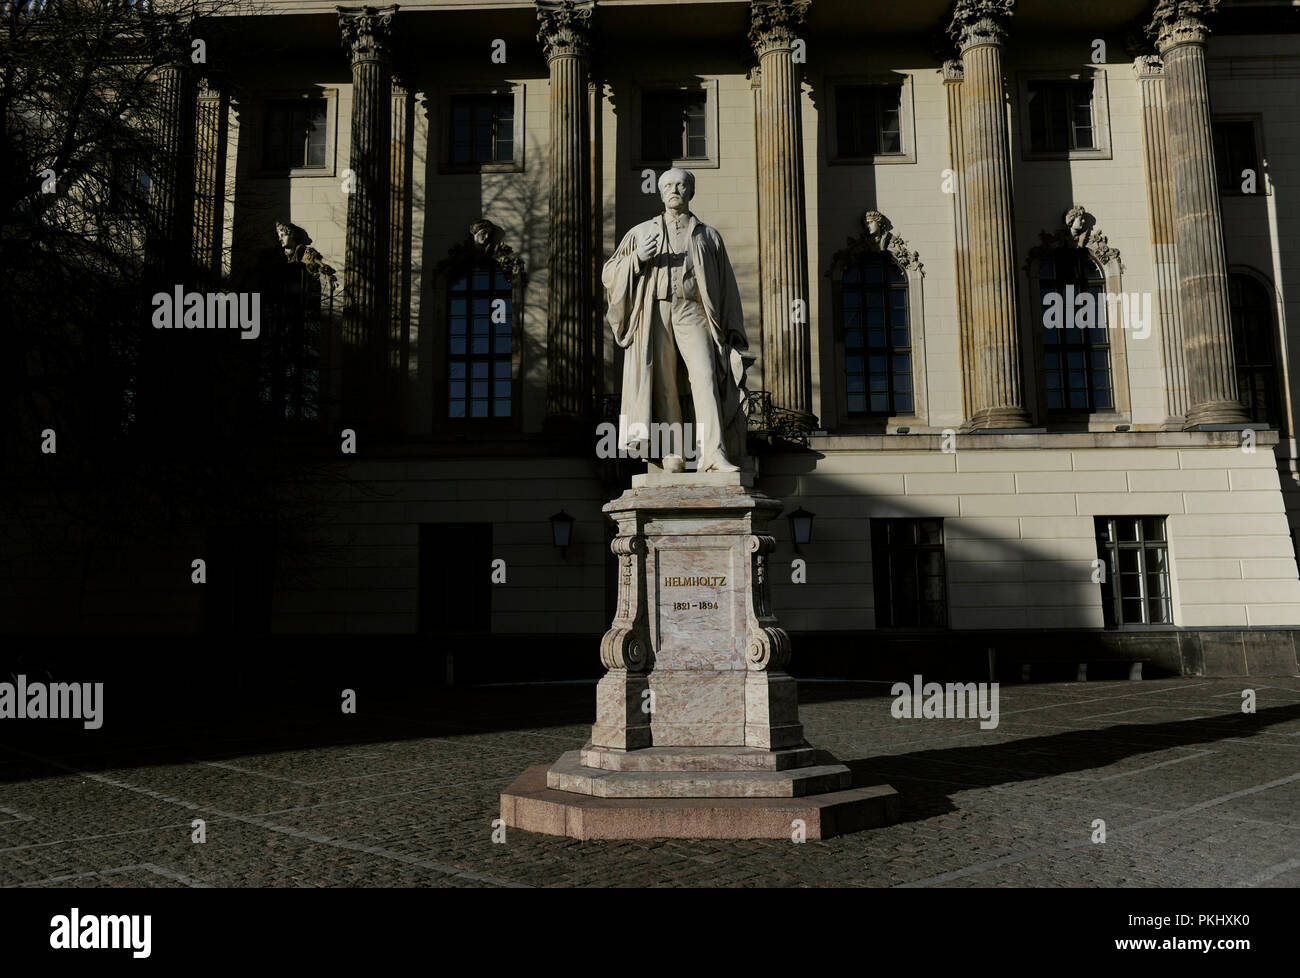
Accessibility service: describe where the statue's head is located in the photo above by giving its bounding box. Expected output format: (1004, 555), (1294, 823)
(470, 219), (496, 249)
(276, 220), (310, 249)
(1065, 205), (1090, 237)
(863, 210), (892, 238)
(658, 167), (695, 210)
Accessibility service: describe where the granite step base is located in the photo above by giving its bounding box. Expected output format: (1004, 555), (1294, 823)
(501, 764), (901, 840)
(547, 750), (851, 798)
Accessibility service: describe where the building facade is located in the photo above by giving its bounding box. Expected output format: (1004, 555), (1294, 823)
(18, 0), (1300, 679)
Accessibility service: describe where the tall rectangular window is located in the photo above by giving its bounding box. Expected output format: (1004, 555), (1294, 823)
(447, 262), (512, 419)
(871, 518), (947, 627)
(450, 94), (514, 164)
(1213, 119), (1260, 193)
(842, 252), (911, 415)
(263, 98), (327, 169)
(834, 84), (902, 158)
(1095, 516), (1172, 626)
(640, 90), (707, 162)
(1026, 81), (1094, 153)
(1040, 248), (1112, 412)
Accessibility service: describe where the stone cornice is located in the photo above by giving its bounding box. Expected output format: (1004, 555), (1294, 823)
(748, 0), (809, 59)
(1146, 0), (1218, 53)
(535, 0), (594, 62)
(947, 0), (1015, 52)
(338, 5), (398, 66)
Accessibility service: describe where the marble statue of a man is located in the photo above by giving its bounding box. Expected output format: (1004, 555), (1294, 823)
(602, 168), (751, 473)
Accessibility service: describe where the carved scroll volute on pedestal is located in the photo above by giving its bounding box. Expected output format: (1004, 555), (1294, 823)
(599, 531), (651, 672)
(745, 534), (791, 671)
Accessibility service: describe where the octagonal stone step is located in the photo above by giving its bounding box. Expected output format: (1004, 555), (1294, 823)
(546, 750), (853, 798)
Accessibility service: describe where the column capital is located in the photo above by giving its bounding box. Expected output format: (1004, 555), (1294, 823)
(1147, 0), (1218, 54)
(1133, 53), (1164, 78)
(535, 0), (594, 62)
(338, 5), (398, 65)
(748, 0), (809, 59)
(942, 58), (964, 83)
(947, 0), (1014, 52)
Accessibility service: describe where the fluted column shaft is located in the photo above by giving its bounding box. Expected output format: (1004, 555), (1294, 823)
(152, 48), (196, 275)
(1135, 56), (1190, 427)
(538, 0), (594, 424)
(339, 5), (396, 422)
(750, 0), (813, 424)
(951, 1), (1030, 429)
(390, 82), (413, 378)
(1152, 1), (1248, 426)
(943, 61), (975, 424)
(192, 79), (229, 278)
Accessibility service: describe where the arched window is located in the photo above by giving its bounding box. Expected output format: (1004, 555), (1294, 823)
(842, 252), (911, 416)
(1229, 273), (1280, 426)
(447, 260), (513, 419)
(1040, 248), (1112, 411)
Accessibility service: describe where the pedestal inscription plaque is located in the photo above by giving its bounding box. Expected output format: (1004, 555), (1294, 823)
(653, 548), (737, 669)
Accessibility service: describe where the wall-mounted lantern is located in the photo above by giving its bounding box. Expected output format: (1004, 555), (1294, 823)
(549, 509), (576, 558)
(786, 506), (815, 549)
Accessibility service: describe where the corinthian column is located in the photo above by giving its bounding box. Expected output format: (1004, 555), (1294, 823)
(537, 0), (595, 425)
(338, 5), (397, 423)
(1149, 0), (1248, 426)
(192, 75), (229, 278)
(949, 0), (1030, 429)
(151, 17), (196, 276)
(750, 0), (813, 427)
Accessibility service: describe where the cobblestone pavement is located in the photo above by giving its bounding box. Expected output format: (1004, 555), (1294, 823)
(1, 678), (1298, 887)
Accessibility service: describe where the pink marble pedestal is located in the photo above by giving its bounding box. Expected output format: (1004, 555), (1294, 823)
(500, 472), (899, 839)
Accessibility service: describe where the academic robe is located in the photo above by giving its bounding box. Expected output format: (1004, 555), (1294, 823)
(602, 212), (752, 462)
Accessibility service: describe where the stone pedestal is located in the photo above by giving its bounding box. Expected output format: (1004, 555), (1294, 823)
(501, 473), (900, 839)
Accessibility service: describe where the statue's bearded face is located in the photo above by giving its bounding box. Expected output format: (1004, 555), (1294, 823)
(659, 172), (693, 210)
